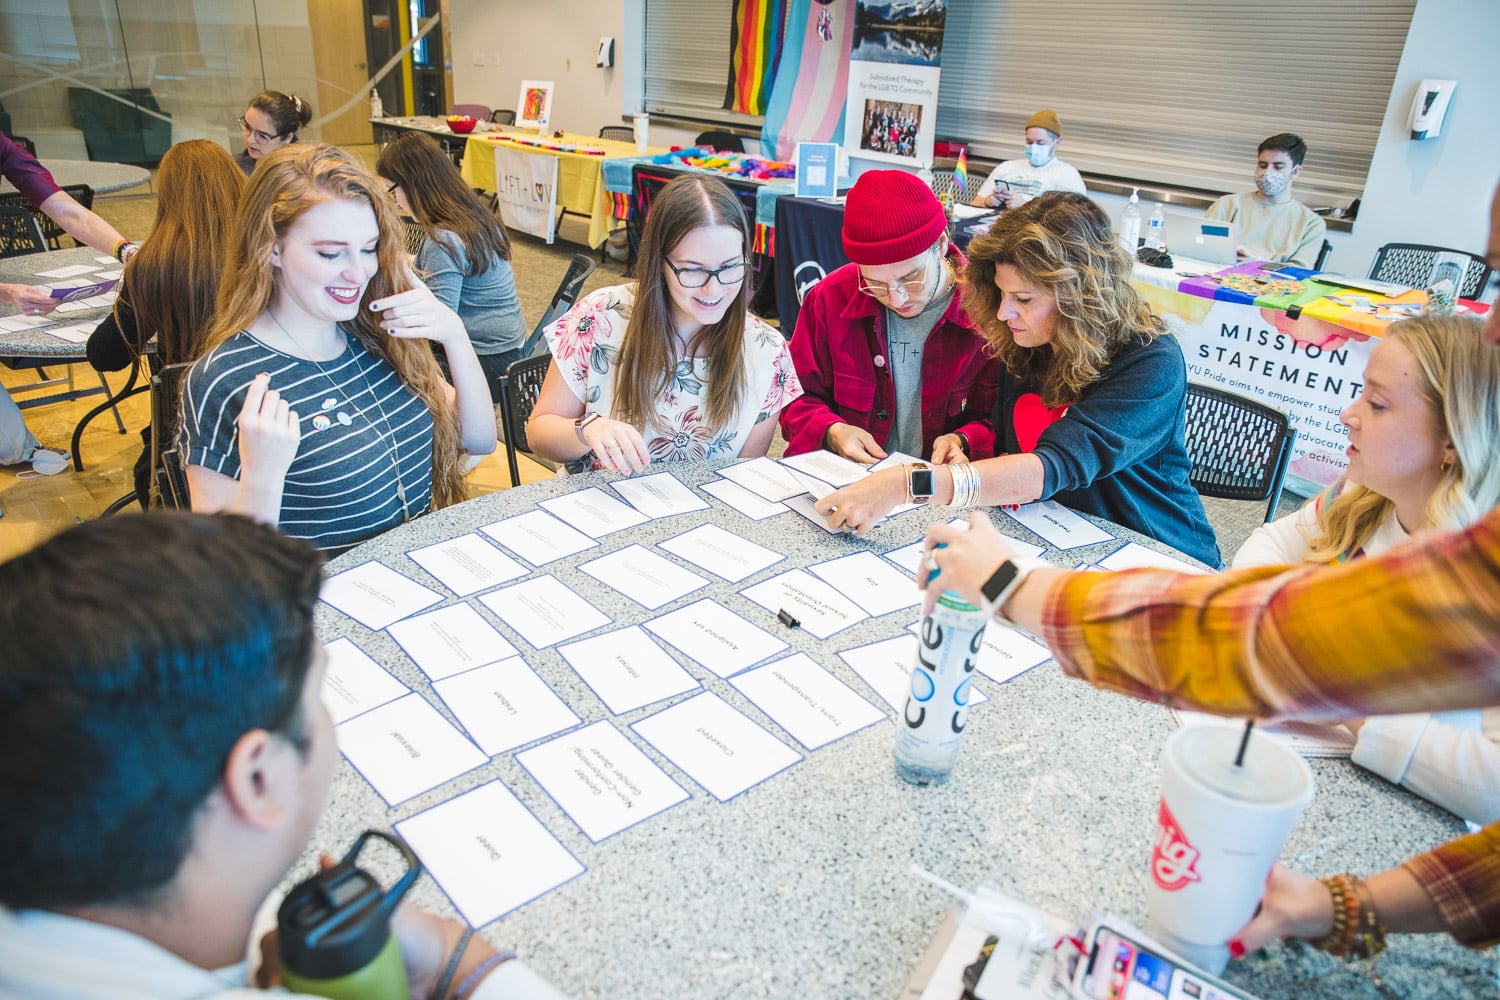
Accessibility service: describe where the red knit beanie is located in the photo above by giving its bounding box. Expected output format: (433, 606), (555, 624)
(841, 170), (947, 265)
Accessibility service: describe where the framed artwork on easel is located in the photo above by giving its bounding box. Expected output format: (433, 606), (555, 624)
(517, 80), (555, 129)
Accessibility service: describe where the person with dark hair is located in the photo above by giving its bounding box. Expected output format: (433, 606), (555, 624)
(780, 169), (998, 468)
(86, 139), (247, 506)
(818, 190), (1219, 568)
(0, 511), (566, 997)
(913, 180), (1500, 968)
(183, 144), (496, 553)
(527, 174), (801, 474)
(236, 90), (313, 175)
(1205, 132), (1326, 267)
(378, 132), (527, 403)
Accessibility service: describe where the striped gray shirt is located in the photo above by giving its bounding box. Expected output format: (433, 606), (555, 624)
(184, 330), (435, 552)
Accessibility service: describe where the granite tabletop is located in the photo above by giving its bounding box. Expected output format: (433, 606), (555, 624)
(306, 460), (1489, 999)
(0, 245), (117, 359)
(0, 157), (149, 195)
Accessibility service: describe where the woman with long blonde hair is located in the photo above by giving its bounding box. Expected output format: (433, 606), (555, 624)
(819, 191), (1219, 568)
(182, 143), (495, 552)
(527, 174), (800, 474)
(1235, 315), (1500, 824)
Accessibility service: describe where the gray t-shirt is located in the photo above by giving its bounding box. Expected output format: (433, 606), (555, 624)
(882, 283), (954, 456)
(417, 228), (528, 356)
(183, 329), (435, 552)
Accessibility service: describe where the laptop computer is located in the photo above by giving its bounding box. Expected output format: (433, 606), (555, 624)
(1164, 213), (1238, 266)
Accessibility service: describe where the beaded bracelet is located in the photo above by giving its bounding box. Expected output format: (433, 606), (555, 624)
(1308, 873), (1387, 958)
(112, 239), (138, 264)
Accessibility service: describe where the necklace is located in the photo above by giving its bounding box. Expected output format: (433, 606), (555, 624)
(267, 309), (411, 522)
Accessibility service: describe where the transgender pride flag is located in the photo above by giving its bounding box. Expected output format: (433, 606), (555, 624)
(759, 0), (853, 161)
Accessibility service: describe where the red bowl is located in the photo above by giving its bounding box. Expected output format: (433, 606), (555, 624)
(446, 116), (477, 134)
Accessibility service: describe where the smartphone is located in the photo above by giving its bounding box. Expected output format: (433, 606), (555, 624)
(1070, 921), (1259, 1000)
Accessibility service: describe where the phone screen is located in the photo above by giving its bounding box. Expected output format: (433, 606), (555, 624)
(1076, 927), (1242, 1000)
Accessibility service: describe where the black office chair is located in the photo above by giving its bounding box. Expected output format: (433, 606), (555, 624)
(1314, 239), (1333, 271)
(400, 216), (426, 256)
(496, 353), (555, 487)
(598, 126), (636, 143)
(929, 170), (964, 205)
(0, 204), (47, 257)
(1183, 383), (1296, 524)
(694, 130), (744, 153)
(521, 253), (597, 356)
(491, 109), (516, 126)
(101, 359), (191, 515)
(1368, 243), (1491, 299)
(0, 185), (94, 250)
(10, 135), (37, 156)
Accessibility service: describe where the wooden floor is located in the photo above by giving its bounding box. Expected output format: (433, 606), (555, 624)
(0, 361), (555, 563)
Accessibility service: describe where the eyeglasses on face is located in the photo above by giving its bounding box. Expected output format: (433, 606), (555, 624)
(857, 249), (936, 300)
(237, 116), (283, 144)
(665, 259), (747, 288)
(386, 181), (400, 196)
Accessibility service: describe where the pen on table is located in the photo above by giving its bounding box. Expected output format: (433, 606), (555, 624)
(777, 608), (800, 628)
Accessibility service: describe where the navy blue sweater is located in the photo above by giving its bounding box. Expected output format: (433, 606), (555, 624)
(993, 333), (1222, 568)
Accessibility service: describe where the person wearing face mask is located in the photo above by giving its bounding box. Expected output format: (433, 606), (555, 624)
(969, 110), (1087, 210)
(1205, 132), (1327, 267)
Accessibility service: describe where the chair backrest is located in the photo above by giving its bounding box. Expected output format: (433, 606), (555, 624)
(522, 253), (597, 356)
(694, 130), (745, 153)
(1314, 239), (1333, 271)
(400, 216), (426, 256)
(0, 204), (47, 258)
(1368, 242), (1492, 300)
(929, 170), (963, 203)
(150, 361), (194, 509)
(448, 103), (491, 121)
(491, 109), (516, 125)
(1182, 382), (1296, 523)
(598, 125), (636, 143)
(496, 353), (556, 486)
(10, 135), (36, 156)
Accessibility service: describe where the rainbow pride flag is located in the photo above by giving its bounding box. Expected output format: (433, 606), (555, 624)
(724, 0), (789, 116)
(954, 148), (969, 198)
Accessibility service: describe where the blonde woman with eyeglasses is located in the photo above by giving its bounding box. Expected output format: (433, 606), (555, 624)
(527, 174), (801, 475)
(780, 169), (999, 467)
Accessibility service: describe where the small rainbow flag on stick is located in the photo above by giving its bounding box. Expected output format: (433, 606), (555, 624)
(954, 147), (969, 198)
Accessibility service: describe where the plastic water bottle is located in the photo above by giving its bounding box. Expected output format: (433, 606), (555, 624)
(895, 590), (988, 785)
(1145, 201), (1167, 251)
(1120, 188), (1142, 252)
(369, 88), (383, 119)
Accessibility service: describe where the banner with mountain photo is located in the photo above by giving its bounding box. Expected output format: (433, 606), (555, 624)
(842, 0), (947, 167)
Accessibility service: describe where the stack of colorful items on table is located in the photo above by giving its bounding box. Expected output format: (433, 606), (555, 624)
(650, 146), (795, 182)
(491, 135), (607, 156)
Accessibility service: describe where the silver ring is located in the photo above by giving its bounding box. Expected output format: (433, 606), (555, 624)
(841, 524), (856, 535)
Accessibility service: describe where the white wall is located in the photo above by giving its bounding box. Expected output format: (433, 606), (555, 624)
(1335, 0), (1500, 281)
(448, 0), (628, 136)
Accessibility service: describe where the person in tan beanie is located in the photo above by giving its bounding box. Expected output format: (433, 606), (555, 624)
(971, 109), (1087, 209)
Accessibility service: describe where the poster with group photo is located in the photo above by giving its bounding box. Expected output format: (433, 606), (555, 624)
(842, 0), (947, 167)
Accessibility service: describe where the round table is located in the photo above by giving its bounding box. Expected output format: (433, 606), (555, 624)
(308, 461), (1485, 999)
(0, 158), (150, 195)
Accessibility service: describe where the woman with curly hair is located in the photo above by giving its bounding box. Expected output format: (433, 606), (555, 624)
(527, 174), (801, 474)
(182, 143), (496, 553)
(818, 190), (1219, 568)
(1235, 315), (1500, 824)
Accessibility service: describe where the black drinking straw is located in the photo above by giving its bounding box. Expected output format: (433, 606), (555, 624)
(1233, 719), (1256, 767)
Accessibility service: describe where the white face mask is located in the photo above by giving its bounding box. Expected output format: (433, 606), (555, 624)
(1256, 170), (1292, 197)
(1026, 142), (1054, 167)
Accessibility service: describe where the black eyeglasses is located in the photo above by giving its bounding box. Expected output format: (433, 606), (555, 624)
(237, 116), (283, 144)
(665, 259), (747, 288)
(386, 181), (400, 196)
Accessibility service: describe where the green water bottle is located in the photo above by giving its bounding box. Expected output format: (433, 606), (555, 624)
(278, 830), (421, 1000)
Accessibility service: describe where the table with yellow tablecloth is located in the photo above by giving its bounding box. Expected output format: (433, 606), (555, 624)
(461, 132), (654, 248)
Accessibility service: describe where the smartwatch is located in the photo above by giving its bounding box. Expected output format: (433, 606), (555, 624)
(980, 556), (1043, 619)
(906, 462), (934, 505)
(574, 412), (602, 443)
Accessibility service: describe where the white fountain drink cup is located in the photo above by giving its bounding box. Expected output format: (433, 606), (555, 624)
(634, 113), (650, 154)
(1145, 725), (1314, 975)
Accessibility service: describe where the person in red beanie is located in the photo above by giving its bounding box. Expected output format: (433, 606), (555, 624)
(780, 169), (998, 470)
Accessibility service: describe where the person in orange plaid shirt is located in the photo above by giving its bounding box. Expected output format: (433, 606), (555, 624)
(920, 181), (1500, 960)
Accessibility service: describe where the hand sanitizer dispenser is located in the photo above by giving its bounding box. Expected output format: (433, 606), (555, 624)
(1408, 79), (1456, 140)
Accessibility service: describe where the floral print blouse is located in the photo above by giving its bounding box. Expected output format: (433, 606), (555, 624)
(543, 284), (802, 473)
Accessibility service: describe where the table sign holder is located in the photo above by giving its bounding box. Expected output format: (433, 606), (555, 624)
(795, 142), (842, 198)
